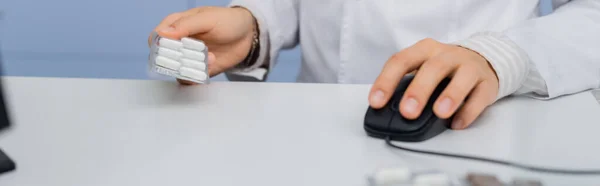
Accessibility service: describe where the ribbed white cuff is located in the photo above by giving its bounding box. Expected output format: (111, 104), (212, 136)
(454, 32), (532, 101)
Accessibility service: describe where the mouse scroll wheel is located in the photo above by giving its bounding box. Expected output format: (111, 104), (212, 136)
(390, 100), (400, 112)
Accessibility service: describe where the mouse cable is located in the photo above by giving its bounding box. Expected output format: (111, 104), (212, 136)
(385, 136), (600, 175)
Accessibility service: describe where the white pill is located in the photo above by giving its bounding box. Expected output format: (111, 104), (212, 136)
(158, 47), (183, 60)
(181, 48), (206, 61)
(182, 37), (206, 51)
(180, 67), (207, 81)
(181, 58), (206, 71)
(155, 56), (181, 70)
(371, 168), (412, 185)
(413, 173), (450, 186)
(158, 37), (183, 51)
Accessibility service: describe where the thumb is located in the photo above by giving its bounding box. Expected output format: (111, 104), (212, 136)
(159, 12), (216, 40)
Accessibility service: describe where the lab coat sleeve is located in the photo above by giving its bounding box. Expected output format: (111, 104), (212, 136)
(455, 0), (600, 101)
(224, 0), (300, 82)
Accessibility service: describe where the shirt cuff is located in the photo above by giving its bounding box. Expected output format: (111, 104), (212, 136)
(454, 32), (534, 101)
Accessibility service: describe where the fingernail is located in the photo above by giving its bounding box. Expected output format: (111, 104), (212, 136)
(402, 97), (419, 114)
(161, 27), (176, 33)
(437, 97), (454, 115)
(452, 119), (463, 129)
(371, 90), (385, 105)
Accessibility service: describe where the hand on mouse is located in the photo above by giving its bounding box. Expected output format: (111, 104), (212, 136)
(148, 6), (257, 85)
(369, 38), (499, 130)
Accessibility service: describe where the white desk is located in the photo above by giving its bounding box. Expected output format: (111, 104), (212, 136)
(0, 77), (599, 186)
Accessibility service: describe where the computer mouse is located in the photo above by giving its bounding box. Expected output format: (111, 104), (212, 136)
(364, 75), (453, 142)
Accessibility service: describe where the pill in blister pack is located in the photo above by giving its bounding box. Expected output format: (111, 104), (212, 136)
(148, 32), (209, 84)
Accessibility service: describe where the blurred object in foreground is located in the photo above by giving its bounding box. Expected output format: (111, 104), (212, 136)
(593, 89), (600, 104)
(0, 35), (17, 175)
(366, 166), (544, 186)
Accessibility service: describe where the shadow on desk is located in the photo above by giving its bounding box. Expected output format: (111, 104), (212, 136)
(133, 80), (214, 107)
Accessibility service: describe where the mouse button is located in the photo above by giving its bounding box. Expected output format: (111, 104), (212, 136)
(365, 107), (394, 131)
(389, 99), (401, 112)
(421, 77), (452, 112)
(395, 75), (415, 91)
(439, 77), (452, 88)
(389, 109), (432, 132)
(430, 77), (452, 100)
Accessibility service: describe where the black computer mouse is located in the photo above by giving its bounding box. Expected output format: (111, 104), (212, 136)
(364, 75), (453, 142)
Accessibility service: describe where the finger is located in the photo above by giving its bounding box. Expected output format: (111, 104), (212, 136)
(433, 66), (479, 119)
(369, 42), (432, 109)
(148, 13), (184, 46)
(205, 52), (219, 77)
(401, 54), (458, 119)
(176, 52), (217, 85)
(161, 11), (217, 40)
(451, 81), (496, 130)
(155, 13), (184, 32)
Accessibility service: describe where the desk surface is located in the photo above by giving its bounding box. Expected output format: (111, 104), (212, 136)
(0, 77), (599, 186)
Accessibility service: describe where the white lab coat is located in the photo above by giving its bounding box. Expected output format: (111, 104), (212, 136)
(226, 0), (600, 100)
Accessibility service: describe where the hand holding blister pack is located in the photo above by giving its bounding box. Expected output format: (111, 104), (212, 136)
(148, 32), (210, 84)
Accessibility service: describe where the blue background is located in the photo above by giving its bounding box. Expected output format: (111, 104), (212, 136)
(0, 0), (553, 82)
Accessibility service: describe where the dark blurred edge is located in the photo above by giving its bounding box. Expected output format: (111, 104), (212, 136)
(0, 31), (10, 130)
(0, 24), (17, 174)
(0, 51), (9, 130)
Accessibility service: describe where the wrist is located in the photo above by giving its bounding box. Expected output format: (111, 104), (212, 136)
(457, 45), (499, 82)
(239, 20), (260, 69)
(231, 6), (260, 69)
(454, 32), (531, 101)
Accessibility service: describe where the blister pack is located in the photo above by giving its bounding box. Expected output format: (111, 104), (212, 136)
(148, 32), (209, 84)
